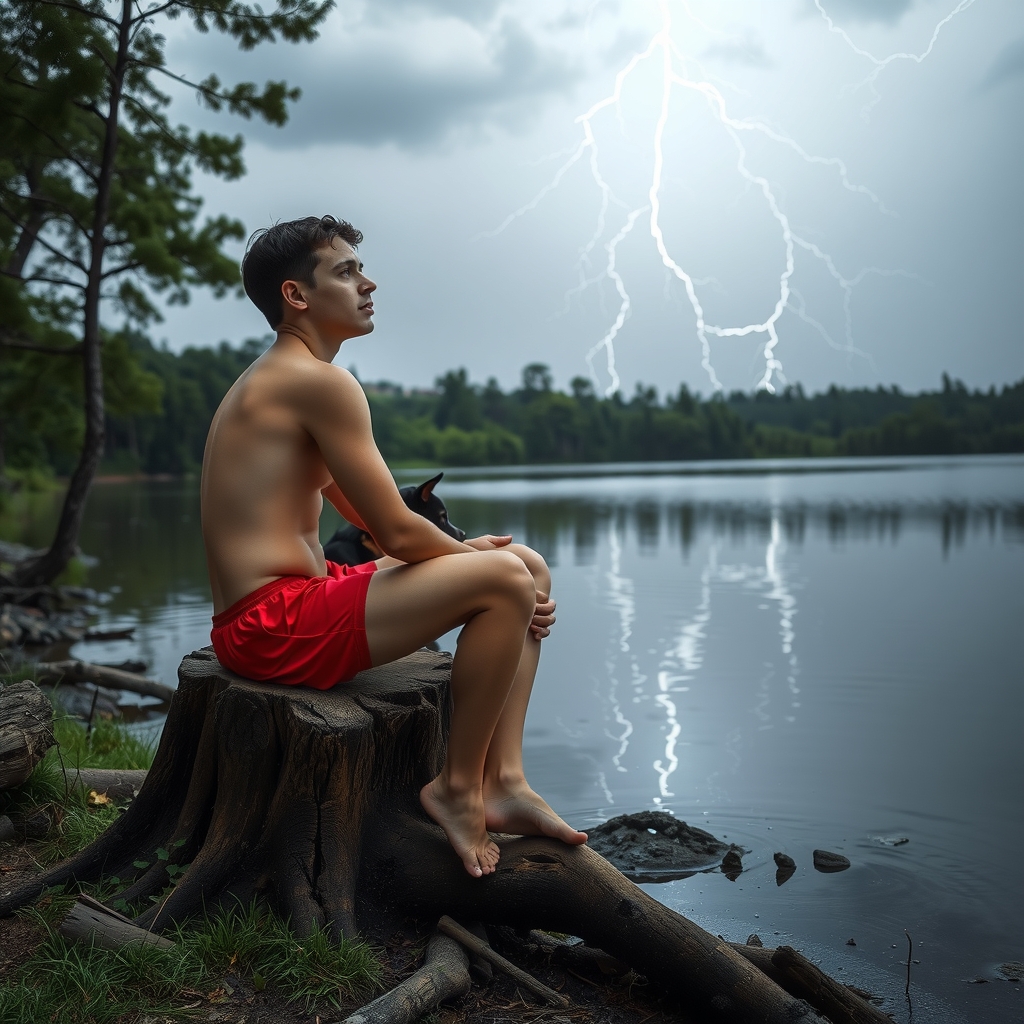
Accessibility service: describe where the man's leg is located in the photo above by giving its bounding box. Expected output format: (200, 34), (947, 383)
(481, 545), (587, 844)
(363, 549), (536, 878)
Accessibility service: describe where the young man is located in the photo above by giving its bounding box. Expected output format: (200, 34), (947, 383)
(201, 215), (586, 878)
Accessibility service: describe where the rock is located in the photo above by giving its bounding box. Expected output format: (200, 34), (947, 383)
(846, 938), (857, 946)
(774, 851), (796, 886)
(721, 849), (743, 880)
(871, 835), (909, 847)
(746, 934), (763, 947)
(997, 962), (1023, 983)
(813, 849), (851, 873)
(587, 810), (744, 882)
(43, 684), (121, 722)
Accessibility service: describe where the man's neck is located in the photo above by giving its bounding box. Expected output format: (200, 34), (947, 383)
(275, 323), (342, 363)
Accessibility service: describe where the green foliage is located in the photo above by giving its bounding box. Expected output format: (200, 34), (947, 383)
(0, 0), (331, 579)
(8, 338), (1024, 476)
(0, 899), (382, 1024)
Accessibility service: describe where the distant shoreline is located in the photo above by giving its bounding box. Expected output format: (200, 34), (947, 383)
(72, 451), (1024, 487)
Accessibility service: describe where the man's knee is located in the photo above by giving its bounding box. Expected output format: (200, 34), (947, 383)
(485, 549), (537, 608)
(505, 544), (551, 594)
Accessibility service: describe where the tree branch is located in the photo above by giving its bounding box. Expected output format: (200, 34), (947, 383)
(0, 202), (89, 273)
(101, 260), (143, 280)
(1, 108), (102, 184)
(0, 268), (87, 291)
(24, 0), (119, 27)
(0, 328), (81, 356)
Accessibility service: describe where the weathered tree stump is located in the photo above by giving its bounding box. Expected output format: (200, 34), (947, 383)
(0, 648), (834, 1024)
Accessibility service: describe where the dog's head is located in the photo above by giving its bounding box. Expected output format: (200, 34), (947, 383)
(400, 472), (465, 541)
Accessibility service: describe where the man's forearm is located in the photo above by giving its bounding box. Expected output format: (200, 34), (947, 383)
(378, 514), (474, 563)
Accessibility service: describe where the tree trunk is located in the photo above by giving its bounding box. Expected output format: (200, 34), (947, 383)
(0, 648), (829, 1024)
(12, 0), (133, 588)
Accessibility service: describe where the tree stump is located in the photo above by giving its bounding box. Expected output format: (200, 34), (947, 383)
(0, 648), (833, 1024)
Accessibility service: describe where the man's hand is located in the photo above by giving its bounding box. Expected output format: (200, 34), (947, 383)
(531, 592), (556, 640)
(464, 535), (513, 551)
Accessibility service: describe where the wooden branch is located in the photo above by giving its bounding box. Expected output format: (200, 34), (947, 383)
(33, 661), (173, 702)
(0, 337), (82, 356)
(437, 915), (569, 1008)
(342, 932), (470, 1024)
(730, 943), (891, 1024)
(64, 767), (148, 801)
(59, 898), (174, 951)
(0, 679), (56, 791)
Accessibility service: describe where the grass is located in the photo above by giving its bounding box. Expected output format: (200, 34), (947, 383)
(0, 711), (155, 862)
(1, 899), (383, 1024)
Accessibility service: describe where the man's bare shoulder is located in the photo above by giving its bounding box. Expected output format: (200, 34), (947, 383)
(244, 340), (365, 410)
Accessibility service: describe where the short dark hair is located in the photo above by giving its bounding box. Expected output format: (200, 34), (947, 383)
(241, 215), (364, 328)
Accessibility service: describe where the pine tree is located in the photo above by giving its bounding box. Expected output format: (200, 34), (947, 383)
(0, 0), (331, 585)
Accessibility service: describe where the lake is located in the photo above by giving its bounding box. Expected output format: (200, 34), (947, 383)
(9, 454), (1024, 1023)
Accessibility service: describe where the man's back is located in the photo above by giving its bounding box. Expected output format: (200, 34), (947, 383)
(202, 339), (335, 613)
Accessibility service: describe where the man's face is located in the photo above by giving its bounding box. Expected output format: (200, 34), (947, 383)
(292, 237), (376, 340)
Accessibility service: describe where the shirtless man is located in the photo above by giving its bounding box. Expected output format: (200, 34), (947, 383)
(201, 215), (587, 878)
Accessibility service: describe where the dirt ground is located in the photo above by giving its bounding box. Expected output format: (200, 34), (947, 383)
(0, 839), (693, 1024)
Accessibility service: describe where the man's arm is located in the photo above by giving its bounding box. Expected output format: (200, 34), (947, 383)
(302, 365), (472, 563)
(321, 481), (368, 531)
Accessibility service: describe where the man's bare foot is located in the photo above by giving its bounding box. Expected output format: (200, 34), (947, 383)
(483, 779), (588, 845)
(420, 776), (501, 878)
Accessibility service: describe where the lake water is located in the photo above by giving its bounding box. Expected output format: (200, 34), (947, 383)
(9, 455), (1024, 1023)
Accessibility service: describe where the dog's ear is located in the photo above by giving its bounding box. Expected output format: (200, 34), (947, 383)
(418, 472), (444, 501)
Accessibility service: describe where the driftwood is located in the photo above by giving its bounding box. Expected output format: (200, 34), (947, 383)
(437, 914), (568, 1007)
(0, 678), (55, 790)
(731, 942), (891, 1024)
(343, 931), (470, 1024)
(33, 660), (174, 702)
(81, 627), (136, 642)
(65, 767), (148, 801)
(59, 896), (174, 951)
(0, 648), (829, 1024)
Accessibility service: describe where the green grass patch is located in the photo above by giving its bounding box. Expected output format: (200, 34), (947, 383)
(0, 713), (155, 861)
(1, 899), (382, 1024)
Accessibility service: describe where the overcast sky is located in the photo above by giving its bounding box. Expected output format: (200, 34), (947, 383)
(155, 0), (1023, 397)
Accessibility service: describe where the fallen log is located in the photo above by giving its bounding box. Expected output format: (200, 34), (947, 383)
(32, 660), (174, 702)
(0, 649), (827, 1024)
(437, 914), (568, 1007)
(59, 897), (174, 951)
(64, 767), (148, 802)
(82, 627), (136, 642)
(731, 942), (891, 1024)
(0, 678), (55, 790)
(342, 931), (470, 1024)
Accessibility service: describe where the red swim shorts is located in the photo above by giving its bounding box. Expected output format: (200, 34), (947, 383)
(211, 560), (378, 689)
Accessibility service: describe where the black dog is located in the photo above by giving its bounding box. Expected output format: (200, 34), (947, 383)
(323, 472), (465, 567)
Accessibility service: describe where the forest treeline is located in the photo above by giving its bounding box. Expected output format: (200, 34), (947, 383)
(4, 335), (1022, 477)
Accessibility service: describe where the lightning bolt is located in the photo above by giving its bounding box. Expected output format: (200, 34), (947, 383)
(485, 0), (966, 395)
(813, 0), (980, 117)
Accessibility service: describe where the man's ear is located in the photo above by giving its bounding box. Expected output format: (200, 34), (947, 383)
(280, 279), (309, 314)
(419, 472), (444, 501)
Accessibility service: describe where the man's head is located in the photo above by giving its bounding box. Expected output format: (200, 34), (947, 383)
(241, 216), (374, 338)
